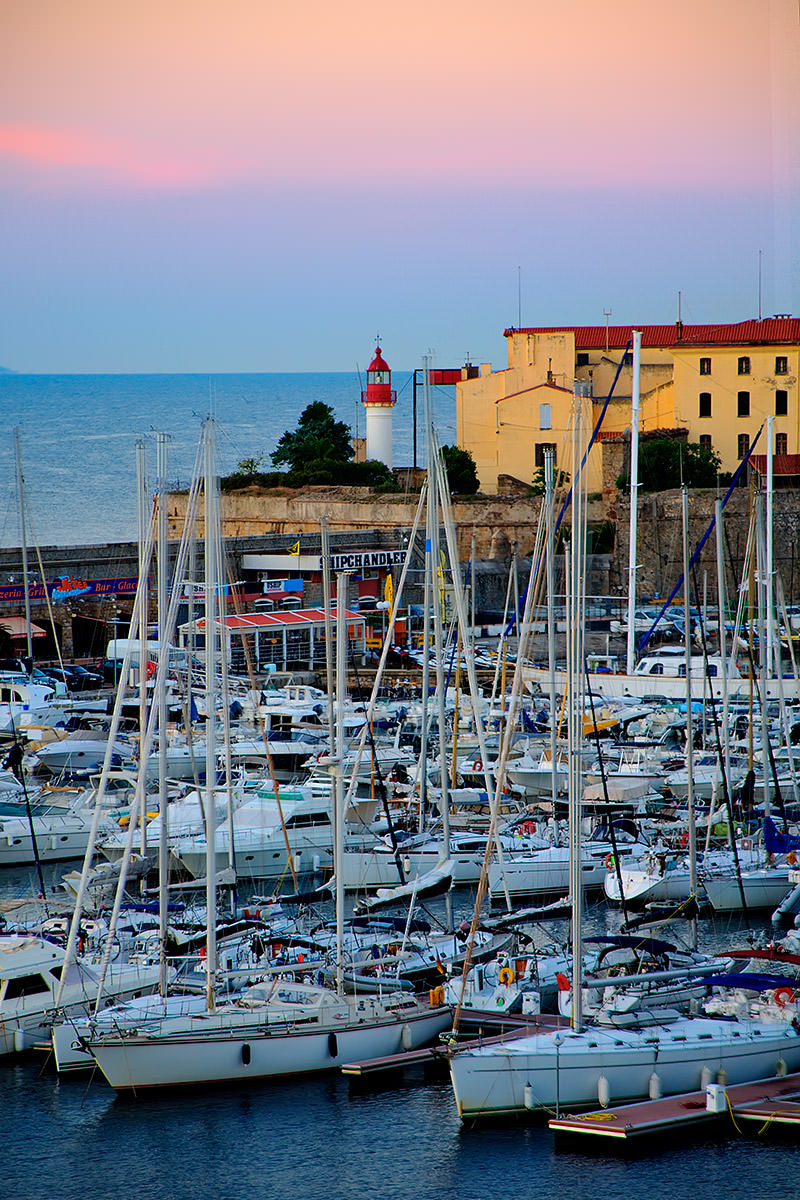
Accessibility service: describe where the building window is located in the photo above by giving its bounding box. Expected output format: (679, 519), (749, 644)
(699, 357), (711, 375)
(576, 353), (589, 368)
(738, 433), (750, 459)
(699, 392), (712, 418)
(776, 389), (788, 416)
(534, 443), (557, 469)
(737, 391), (750, 417)
(776, 432), (788, 456)
(539, 403), (552, 431)
(738, 356), (751, 375)
(699, 434), (712, 451)
(776, 356), (788, 375)
(623, 352), (633, 366)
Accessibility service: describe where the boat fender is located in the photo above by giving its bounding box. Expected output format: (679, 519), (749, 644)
(430, 985), (445, 1007)
(401, 1023), (413, 1052)
(649, 1071), (662, 1100)
(328, 1032), (338, 1059)
(241, 1043), (251, 1066)
(498, 966), (515, 986)
(775, 986), (795, 1008)
(597, 1074), (610, 1108)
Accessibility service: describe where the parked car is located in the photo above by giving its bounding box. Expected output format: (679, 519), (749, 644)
(67, 664), (104, 691)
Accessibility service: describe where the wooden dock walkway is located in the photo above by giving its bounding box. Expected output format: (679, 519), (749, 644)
(549, 1072), (800, 1142)
(342, 1011), (562, 1078)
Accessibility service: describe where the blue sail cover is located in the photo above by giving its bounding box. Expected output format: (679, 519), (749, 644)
(764, 815), (800, 854)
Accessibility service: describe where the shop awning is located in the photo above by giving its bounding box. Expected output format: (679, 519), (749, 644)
(0, 616), (48, 639)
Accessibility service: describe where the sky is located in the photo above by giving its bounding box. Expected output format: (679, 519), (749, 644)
(1, 0), (799, 373)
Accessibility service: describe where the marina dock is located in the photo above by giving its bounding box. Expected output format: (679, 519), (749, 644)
(342, 1012), (561, 1077)
(548, 1072), (800, 1144)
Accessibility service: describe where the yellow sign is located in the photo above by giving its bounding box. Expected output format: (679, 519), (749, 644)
(287, 539), (300, 555)
(384, 572), (393, 611)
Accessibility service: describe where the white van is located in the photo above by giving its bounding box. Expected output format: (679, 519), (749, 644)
(105, 639), (186, 669)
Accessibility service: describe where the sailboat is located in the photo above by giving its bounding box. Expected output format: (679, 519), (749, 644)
(448, 385), (800, 1119)
(86, 422), (450, 1091)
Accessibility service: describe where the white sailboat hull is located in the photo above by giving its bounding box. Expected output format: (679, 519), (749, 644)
(703, 867), (793, 912)
(88, 1005), (449, 1090)
(449, 1017), (800, 1117)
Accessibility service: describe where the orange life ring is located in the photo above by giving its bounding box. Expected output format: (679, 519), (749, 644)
(555, 972), (570, 991)
(605, 854), (615, 869)
(774, 985), (795, 1008)
(498, 966), (515, 986)
(473, 759), (482, 773)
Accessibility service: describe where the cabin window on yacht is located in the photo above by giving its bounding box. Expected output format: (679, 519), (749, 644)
(776, 390), (788, 416)
(2, 973), (51, 1000)
(737, 391), (750, 417)
(699, 357), (711, 375)
(698, 392), (711, 418)
(776, 432), (788, 456)
(285, 812), (331, 827)
(738, 356), (751, 375)
(648, 663), (664, 674)
(738, 433), (750, 459)
(776, 356), (789, 375)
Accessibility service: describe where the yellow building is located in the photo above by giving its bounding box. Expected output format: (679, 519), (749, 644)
(457, 318), (800, 492)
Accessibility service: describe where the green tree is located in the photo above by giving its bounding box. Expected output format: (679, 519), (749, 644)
(271, 402), (352, 471)
(440, 445), (479, 494)
(630, 439), (721, 492)
(234, 453), (266, 475)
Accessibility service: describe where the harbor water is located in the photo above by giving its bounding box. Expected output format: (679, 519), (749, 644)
(2, 861), (800, 1197)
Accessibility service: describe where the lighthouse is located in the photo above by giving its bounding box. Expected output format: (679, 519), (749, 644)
(362, 346), (396, 466)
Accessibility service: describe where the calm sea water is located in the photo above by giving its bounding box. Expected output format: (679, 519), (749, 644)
(0, 373), (457, 548)
(2, 860), (799, 1197)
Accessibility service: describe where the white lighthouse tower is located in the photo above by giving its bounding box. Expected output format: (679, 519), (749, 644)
(362, 346), (396, 466)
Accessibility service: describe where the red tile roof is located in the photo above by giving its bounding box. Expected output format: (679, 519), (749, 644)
(750, 454), (800, 476)
(195, 607), (363, 630)
(504, 318), (800, 348)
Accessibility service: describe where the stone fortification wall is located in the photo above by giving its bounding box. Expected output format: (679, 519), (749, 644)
(610, 488), (800, 603)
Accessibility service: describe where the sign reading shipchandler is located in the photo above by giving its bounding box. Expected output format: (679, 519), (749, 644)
(324, 550), (405, 571)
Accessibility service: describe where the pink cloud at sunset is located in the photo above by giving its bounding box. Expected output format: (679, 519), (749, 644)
(0, 123), (244, 190)
(3, 0), (797, 193)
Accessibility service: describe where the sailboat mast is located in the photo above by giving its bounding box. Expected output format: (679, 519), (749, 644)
(568, 383), (588, 1033)
(203, 420), (219, 1010)
(136, 440), (150, 874)
(625, 331), (642, 675)
(424, 361), (453, 931)
(335, 573), (348, 998)
(156, 432), (170, 996)
(13, 429), (33, 663)
(681, 486), (698, 949)
(544, 447), (558, 817)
